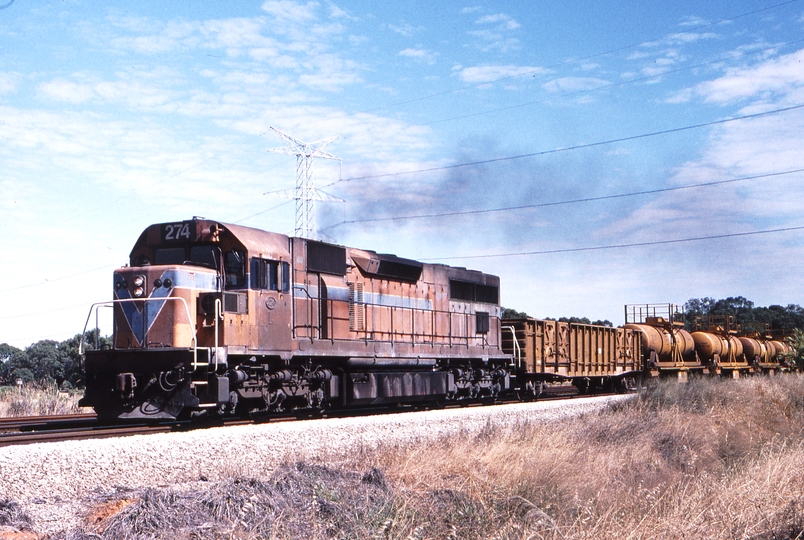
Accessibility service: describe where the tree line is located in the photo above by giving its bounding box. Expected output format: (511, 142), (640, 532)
(506, 297), (804, 335)
(502, 308), (614, 327)
(683, 296), (804, 334)
(0, 330), (111, 389)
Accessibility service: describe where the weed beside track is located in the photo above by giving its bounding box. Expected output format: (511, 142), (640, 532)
(0, 385), (85, 418)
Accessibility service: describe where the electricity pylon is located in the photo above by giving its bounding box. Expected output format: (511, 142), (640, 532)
(265, 126), (341, 239)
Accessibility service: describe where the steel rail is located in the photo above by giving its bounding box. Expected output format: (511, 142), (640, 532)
(0, 413), (97, 432)
(0, 391), (627, 448)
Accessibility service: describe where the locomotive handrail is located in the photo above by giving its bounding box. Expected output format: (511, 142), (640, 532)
(503, 325), (521, 370)
(214, 297), (222, 366)
(291, 283), (316, 342)
(79, 297), (199, 369)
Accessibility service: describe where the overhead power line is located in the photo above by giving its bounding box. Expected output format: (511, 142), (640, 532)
(324, 103), (804, 186)
(427, 225), (804, 261)
(360, 37), (804, 140)
(323, 167), (804, 230)
(0, 263), (116, 294)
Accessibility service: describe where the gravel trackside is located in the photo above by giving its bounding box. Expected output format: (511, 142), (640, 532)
(0, 394), (632, 535)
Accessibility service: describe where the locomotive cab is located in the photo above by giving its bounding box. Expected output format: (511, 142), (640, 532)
(80, 218), (294, 419)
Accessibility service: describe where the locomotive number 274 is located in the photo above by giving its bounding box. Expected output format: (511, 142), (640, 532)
(162, 222), (193, 242)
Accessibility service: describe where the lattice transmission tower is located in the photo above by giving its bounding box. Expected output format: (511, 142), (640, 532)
(265, 126), (341, 239)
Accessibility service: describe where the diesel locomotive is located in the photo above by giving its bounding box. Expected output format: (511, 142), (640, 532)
(80, 218), (518, 420)
(78, 218), (792, 421)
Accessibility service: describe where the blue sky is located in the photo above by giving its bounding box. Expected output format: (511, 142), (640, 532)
(2, 0), (804, 347)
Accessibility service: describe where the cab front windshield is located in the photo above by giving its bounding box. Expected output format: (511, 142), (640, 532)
(150, 245), (247, 289)
(154, 245), (219, 268)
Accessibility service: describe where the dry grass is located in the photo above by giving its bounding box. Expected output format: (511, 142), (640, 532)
(363, 375), (804, 540)
(0, 385), (85, 417)
(28, 375), (804, 539)
(0, 499), (33, 531)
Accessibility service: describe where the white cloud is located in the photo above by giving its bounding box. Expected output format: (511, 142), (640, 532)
(466, 11), (522, 52)
(388, 23), (420, 37)
(605, 51), (804, 250)
(201, 18), (274, 50)
(666, 31), (719, 45)
(37, 79), (95, 103)
(261, 0), (319, 24)
(298, 56), (364, 91)
(399, 48), (437, 65)
(249, 47), (280, 61)
(36, 69), (179, 109)
(35, 3), (367, 117)
(689, 48), (804, 104)
(679, 15), (710, 27)
(328, 4), (355, 20)
(111, 20), (200, 54)
(542, 77), (609, 93)
(476, 13), (521, 30)
(453, 64), (549, 84)
(0, 72), (19, 95)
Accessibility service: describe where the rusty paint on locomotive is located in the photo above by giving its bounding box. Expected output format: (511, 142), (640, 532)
(81, 218), (510, 419)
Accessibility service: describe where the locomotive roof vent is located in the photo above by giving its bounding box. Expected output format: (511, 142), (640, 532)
(352, 251), (423, 282)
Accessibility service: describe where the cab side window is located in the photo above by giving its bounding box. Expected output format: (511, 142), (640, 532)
(250, 258), (290, 292)
(224, 250), (247, 289)
(280, 261), (290, 293)
(250, 258), (277, 290)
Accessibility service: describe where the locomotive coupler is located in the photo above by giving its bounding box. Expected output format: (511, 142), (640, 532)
(116, 373), (137, 400)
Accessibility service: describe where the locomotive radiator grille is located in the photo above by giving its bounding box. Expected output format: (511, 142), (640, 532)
(348, 282), (365, 331)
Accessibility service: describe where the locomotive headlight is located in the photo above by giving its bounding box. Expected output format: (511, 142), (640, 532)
(132, 275), (146, 297)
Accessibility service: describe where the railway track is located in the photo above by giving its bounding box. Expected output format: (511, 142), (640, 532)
(0, 413), (174, 447)
(0, 390), (598, 448)
(0, 414), (259, 448)
(0, 412), (97, 432)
